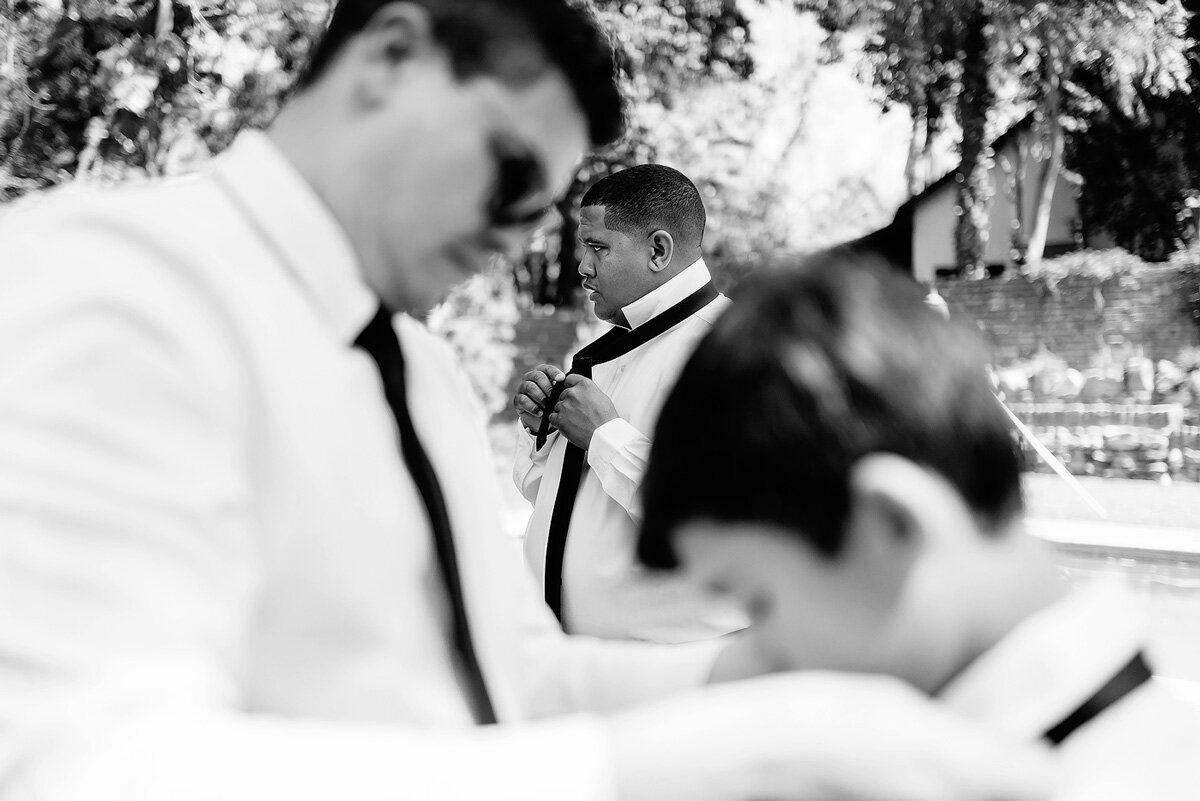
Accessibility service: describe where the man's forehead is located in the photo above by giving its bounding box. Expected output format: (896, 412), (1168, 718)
(579, 205), (610, 232)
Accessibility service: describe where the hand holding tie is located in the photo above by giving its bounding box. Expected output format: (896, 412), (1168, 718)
(549, 374), (619, 450)
(513, 364), (566, 435)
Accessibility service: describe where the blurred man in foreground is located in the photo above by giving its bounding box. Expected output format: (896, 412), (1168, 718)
(0, 1), (1052, 798)
(639, 253), (1200, 800)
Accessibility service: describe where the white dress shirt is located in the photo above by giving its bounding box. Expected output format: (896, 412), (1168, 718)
(0, 131), (723, 800)
(515, 259), (748, 642)
(940, 578), (1200, 801)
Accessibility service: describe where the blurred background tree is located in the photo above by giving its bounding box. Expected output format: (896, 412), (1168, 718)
(5, 0), (1193, 298)
(0, 0), (328, 197)
(1068, 0), (1200, 262)
(802, 0), (1194, 275)
(0, 1), (892, 304)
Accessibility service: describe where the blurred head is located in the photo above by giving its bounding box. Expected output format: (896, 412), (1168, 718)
(637, 254), (1028, 691)
(278, 0), (622, 314)
(577, 164), (706, 325)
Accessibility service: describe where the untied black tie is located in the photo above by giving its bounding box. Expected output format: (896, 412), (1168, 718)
(355, 306), (497, 724)
(537, 281), (719, 625)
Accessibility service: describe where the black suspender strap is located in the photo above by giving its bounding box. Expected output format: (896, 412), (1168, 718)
(1042, 650), (1152, 745)
(355, 306), (497, 725)
(541, 281), (719, 624)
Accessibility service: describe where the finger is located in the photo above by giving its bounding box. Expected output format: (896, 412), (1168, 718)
(518, 411), (541, 431)
(529, 371), (557, 397)
(564, 374), (588, 388)
(514, 395), (543, 417)
(535, 363), (568, 384)
(520, 380), (547, 407)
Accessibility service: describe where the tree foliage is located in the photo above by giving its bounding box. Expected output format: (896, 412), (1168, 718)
(1067, 0), (1200, 261)
(3, 0), (774, 306)
(539, 0), (758, 307)
(1, 0), (327, 199)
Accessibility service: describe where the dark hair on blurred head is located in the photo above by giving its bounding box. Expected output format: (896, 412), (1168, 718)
(581, 164), (706, 246)
(298, 0), (624, 147)
(637, 253), (1023, 569)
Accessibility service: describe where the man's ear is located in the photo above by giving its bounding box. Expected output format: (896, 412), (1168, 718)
(648, 230), (675, 273)
(351, 3), (439, 108)
(846, 452), (975, 554)
(842, 453), (952, 597)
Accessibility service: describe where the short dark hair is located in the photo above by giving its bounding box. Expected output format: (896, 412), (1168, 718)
(637, 254), (1023, 569)
(298, 0), (624, 147)
(581, 164), (706, 246)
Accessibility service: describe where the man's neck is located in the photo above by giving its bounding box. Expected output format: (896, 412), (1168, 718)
(929, 527), (1069, 696)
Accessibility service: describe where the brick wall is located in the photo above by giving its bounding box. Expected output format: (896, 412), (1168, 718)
(937, 267), (1198, 366)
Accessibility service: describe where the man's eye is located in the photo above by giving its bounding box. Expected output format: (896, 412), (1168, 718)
(590, 244), (603, 253)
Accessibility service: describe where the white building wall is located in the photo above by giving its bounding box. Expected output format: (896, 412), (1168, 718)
(911, 131), (1080, 283)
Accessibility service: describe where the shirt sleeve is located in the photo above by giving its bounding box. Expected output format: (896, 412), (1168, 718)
(586, 417), (650, 521)
(512, 419), (556, 503)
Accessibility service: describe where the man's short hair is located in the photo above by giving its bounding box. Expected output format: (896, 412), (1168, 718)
(637, 254), (1023, 569)
(581, 164), (706, 246)
(298, 0), (624, 147)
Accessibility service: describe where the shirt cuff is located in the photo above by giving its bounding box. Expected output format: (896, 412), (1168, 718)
(517, 419), (555, 459)
(587, 418), (640, 470)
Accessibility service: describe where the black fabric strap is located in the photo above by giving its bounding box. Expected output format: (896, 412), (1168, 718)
(542, 281), (719, 624)
(355, 306), (497, 725)
(1042, 650), (1152, 745)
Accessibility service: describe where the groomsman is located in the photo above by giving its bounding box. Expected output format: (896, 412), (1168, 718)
(514, 164), (746, 643)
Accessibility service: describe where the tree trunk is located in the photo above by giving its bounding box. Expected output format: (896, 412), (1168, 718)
(553, 195), (582, 307)
(1005, 133), (1027, 267)
(1024, 119), (1063, 273)
(1025, 46), (1063, 274)
(905, 104), (927, 197)
(953, 4), (995, 279)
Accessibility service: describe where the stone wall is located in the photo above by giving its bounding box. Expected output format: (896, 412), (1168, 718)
(937, 267), (1198, 367)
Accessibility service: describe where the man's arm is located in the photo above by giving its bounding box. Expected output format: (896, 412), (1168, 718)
(549, 374), (647, 518)
(586, 417), (649, 520)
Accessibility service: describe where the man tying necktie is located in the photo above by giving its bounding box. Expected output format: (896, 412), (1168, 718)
(513, 164), (747, 643)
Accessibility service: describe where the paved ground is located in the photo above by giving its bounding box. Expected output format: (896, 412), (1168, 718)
(1024, 472), (1200, 530)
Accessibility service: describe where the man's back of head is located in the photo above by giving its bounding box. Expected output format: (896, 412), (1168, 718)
(636, 253), (1051, 692)
(639, 253), (1023, 562)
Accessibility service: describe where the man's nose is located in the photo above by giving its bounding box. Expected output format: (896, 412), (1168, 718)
(578, 251), (595, 277)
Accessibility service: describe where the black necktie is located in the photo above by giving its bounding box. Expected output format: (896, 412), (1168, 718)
(1042, 650), (1152, 745)
(539, 281), (720, 624)
(354, 306), (496, 725)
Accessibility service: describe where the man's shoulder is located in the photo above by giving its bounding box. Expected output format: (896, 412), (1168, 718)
(0, 173), (253, 340)
(2, 173), (232, 260)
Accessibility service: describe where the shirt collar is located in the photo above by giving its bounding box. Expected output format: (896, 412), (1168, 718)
(621, 257), (712, 330)
(939, 577), (1148, 740)
(210, 130), (377, 344)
